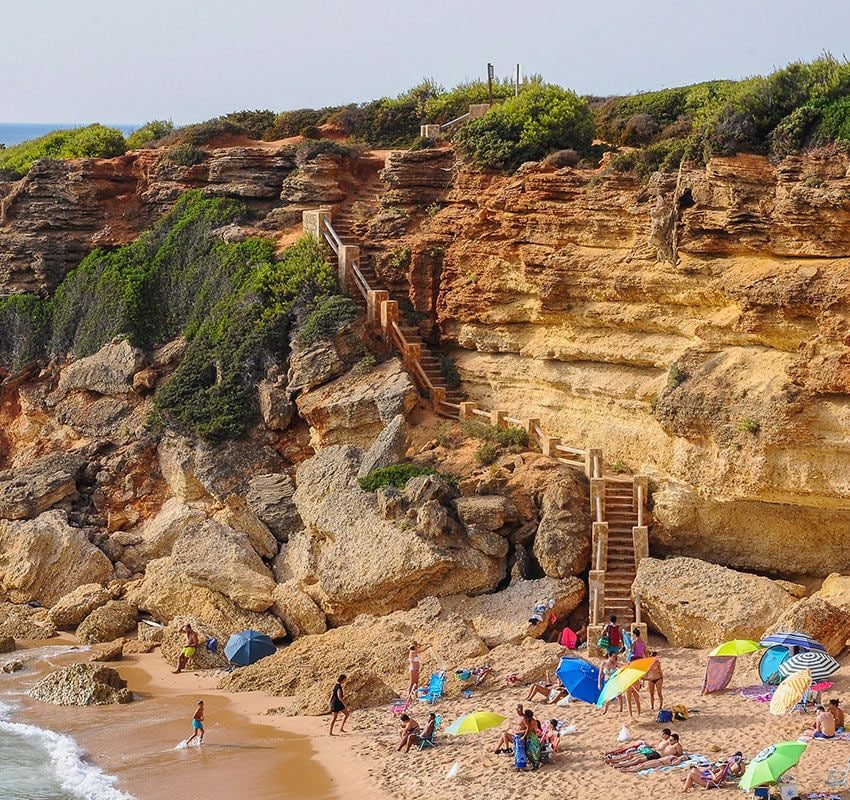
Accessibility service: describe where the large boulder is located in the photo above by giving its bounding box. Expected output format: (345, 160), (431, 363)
(76, 600), (138, 644)
(766, 596), (850, 656)
(467, 638), (564, 686)
(632, 556), (796, 647)
(356, 414), (409, 479)
(284, 445), (505, 624)
(815, 574), (850, 612)
(286, 318), (365, 395)
(532, 480), (592, 578)
(245, 473), (302, 542)
(160, 617), (228, 670)
(296, 358), (418, 448)
(48, 584), (111, 629)
(441, 577), (586, 648)
(0, 452), (81, 520)
(52, 339), (145, 399)
(157, 433), (283, 503)
(219, 597), (486, 714)
(30, 664), (133, 705)
(272, 582), (327, 638)
(0, 603), (57, 640)
(125, 561), (284, 640)
(454, 495), (519, 531)
(118, 499), (205, 573)
(0, 511), (113, 606)
(258, 377), (294, 431)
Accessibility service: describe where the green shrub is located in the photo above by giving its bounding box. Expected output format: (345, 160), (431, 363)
(295, 138), (360, 165)
(422, 79), (516, 125)
(221, 110), (277, 139)
(739, 417), (761, 434)
(357, 463), (435, 491)
(296, 295), (359, 345)
(667, 363), (687, 388)
(439, 355), (461, 389)
(0, 124), (126, 177)
(460, 420), (528, 449)
(167, 144), (206, 166)
(126, 120), (174, 149)
(266, 108), (330, 140)
(474, 442), (500, 465)
(389, 247), (412, 270)
(454, 83), (594, 171)
(610, 138), (687, 180)
(610, 458), (628, 474)
(544, 148), (581, 168)
(409, 136), (437, 151)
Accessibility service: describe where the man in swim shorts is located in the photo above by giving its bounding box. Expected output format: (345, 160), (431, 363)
(173, 624), (199, 674)
(615, 733), (681, 769)
(186, 700), (205, 745)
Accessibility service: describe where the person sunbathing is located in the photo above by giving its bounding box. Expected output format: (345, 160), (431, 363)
(615, 733), (682, 770)
(404, 712), (436, 752)
(396, 714), (420, 751)
(525, 673), (567, 704)
(605, 729), (671, 762)
(681, 752), (742, 792)
(829, 698), (845, 730)
(540, 719), (561, 754)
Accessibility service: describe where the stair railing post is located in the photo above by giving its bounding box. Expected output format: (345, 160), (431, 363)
(302, 208), (331, 239)
(590, 478), (606, 522)
(591, 521), (609, 572)
(490, 409), (506, 428)
(586, 447), (603, 479)
(367, 290), (389, 331)
(632, 475), (649, 526)
(380, 300), (399, 344)
(337, 244), (359, 294)
(540, 435), (561, 458)
(458, 401), (477, 421)
(523, 418), (540, 450)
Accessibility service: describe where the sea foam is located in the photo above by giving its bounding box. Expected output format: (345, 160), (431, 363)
(0, 702), (136, 800)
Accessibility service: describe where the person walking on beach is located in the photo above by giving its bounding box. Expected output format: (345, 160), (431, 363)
(645, 651), (664, 710)
(626, 629), (646, 662)
(406, 641), (431, 700)
(186, 700), (205, 745)
(602, 615), (622, 656)
(329, 674), (350, 736)
(173, 624), (199, 674)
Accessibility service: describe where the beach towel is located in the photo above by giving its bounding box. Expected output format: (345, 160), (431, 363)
(559, 627), (578, 649)
(637, 755), (708, 776)
(799, 731), (850, 743)
(702, 655), (736, 694)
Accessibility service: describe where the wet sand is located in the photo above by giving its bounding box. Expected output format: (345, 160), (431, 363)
(2, 642), (384, 800)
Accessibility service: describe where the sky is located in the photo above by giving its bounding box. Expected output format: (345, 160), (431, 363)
(2, 0), (850, 125)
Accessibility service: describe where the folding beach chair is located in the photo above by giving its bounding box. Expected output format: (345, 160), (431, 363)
(826, 757), (850, 791)
(418, 671), (446, 704)
(418, 715), (443, 750)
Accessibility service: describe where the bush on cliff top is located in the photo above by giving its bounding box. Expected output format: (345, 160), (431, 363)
(0, 124), (127, 177)
(0, 191), (340, 443)
(454, 83), (594, 171)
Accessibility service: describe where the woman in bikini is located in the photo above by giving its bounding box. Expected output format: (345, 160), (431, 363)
(406, 641), (431, 700)
(645, 652), (664, 710)
(599, 652), (623, 715)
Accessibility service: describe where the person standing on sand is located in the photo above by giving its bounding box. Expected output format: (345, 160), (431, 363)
(599, 652), (623, 715)
(626, 629), (646, 662)
(644, 652), (664, 710)
(173, 624), (199, 674)
(329, 674), (350, 736)
(186, 700), (205, 745)
(406, 641), (431, 700)
(602, 614), (622, 656)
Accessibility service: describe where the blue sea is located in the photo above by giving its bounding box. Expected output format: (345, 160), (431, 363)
(0, 123), (140, 148)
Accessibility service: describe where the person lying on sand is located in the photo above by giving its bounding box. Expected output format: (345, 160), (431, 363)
(397, 713), (421, 751)
(829, 698), (845, 730)
(681, 752), (743, 792)
(605, 729), (671, 762)
(615, 733), (682, 769)
(808, 705), (837, 739)
(186, 700), (204, 745)
(525, 673), (567, 704)
(494, 704), (525, 753)
(173, 624), (199, 674)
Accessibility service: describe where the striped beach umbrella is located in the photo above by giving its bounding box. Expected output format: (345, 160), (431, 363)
(760, 631), (826, 653)
(770, 668), (811, 715)
(778, 651), (839, 682)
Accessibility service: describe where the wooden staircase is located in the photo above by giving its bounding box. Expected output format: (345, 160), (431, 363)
(602, 478), (640, 626)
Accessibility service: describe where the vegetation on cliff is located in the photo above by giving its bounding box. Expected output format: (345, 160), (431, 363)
(0, 124), (126, 178)
(0, 191), (338, 442)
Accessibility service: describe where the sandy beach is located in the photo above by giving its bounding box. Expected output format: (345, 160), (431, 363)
(5, 636), (849, 800)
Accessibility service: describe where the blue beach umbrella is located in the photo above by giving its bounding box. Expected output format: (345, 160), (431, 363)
(556, 657), (601, 705)
(760, 632), (826, 653)
(758, 645), (791, 685)
(224, 630), (276, 666)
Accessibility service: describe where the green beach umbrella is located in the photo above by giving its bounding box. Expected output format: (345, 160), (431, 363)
(708, 639), (763, 658)
(738, 741), (807, 792)
(445, 711), (506, 736)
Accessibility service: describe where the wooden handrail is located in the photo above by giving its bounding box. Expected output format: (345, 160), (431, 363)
(349, 261), (370, 299)
(411, 359), (435, 392)
(637, 484), (644, 527)
(324, 219), (342, 248)
(323, 230), (339, 256)
(595, 495), (603, 523)
(440, 112), (470, 130)
(554, 443), (587, 458)
(504, 415), (523, 426)
(557, 457), (585, 470)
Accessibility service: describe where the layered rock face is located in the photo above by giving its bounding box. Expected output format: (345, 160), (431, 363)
(371, 149), (850, 579)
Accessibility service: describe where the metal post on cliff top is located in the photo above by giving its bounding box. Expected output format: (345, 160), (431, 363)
(487, 63), (494, 102)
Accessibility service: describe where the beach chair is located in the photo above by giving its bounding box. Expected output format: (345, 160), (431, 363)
(826, 757), (850, 791)
(704, 760), (734, 789)
(418, 671), (446, 704)
(389, 696), (411, 716)
(418, 715), (442, 750)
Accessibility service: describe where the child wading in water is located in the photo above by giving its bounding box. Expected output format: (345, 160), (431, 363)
(186, 700), (205, 745)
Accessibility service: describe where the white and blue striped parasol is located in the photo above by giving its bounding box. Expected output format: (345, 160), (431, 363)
(760, 631), (826, 653)
(777, 650), (839, 682)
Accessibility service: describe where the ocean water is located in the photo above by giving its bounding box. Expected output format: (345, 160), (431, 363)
(0, 123), (139, 148)
(0, 700), (135, 800)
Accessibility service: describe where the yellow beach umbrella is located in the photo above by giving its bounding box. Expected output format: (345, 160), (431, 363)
(596, 657), (656, 707)
(445, 711), (506, 736)
(770, 668), (812, 715)
(709, 639), (763, 657)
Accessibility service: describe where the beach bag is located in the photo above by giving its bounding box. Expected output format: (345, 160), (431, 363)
(672, 704), (689, 721)
(205, 637), (218, 653)
(597, 630), (610, 650)
(618, 725), (632, 742)
(656, 709), (673, 723)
